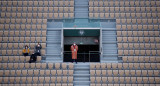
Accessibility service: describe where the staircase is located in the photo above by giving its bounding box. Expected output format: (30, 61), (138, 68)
(74, 0), (88, 18)
(73, 63), (90, 86)
(45, 22), (63, 62)
(45, 30), (62, 62)
(101, 29), (118, 63)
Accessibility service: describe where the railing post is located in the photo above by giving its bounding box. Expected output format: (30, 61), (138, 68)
(89, 51), (90, 62)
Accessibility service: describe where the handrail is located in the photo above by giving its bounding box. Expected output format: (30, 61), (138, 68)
(64, 51), (100, 62)
(89, 51), (100, 62)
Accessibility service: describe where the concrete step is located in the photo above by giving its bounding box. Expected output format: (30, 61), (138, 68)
(74, 85), (89, 86)
(101, 60), (118, 62)
(46, 55), (62, 58)
(75, 14), (88, 18)
(102, 28), (116, 30)
(74, 71), (90, 74)
(73, 81), (90, 85)
(74, 67), (90, 70)
(103, 54), (118, 56)
(103, 51), (117, 53)
(74, 64), (89, 67)
(74, 77), (90, 81)
(102, 36), (117, 38)
(47, 34), (61, 35)
(46, 27), (62, 62)
(47, 28), (62, 30)
(47, 42), (60, 43)
(103, 52), (117, 54)
(46, 54), (61, 56)
(102, 35), (117, 37)
(46, 46), (61, 47)
(102, 40), (116, 42)
(74, 74), (90, 77)
(73, 63), (90, 85)
(103, 36), (117, 38)
(103, 48), (117, 49)
(47, 39), (61, 41)
(74, 10), (88, 13)
(46, 48), (61, 50)
(46, 52), (61, 54)
(45, 60), (63, 63)
(102, 57), (118, 60)
(103, 46), (117, 49)
(102, 32), (116, 34)
(103, 49), (117, 51)
(46, 50), (61, 52)
(46, 51), (61, 53)
(102, 41), (117, 44)
(45, 58), (62, 62)
(75, 6), (88, 9)
(47, 37), (61, 39)
(103, 45), (117, 47)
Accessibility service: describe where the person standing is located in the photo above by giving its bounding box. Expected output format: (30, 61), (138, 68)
(35, 42), (42, 56)
(71, 43), (78, 63)
(22, 45), (30, 57)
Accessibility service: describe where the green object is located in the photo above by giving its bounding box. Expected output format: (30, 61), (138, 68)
(64, 29), (100, 37)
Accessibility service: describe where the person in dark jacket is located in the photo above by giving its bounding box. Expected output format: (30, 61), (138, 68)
(29, 53), (37, 63)
(35, 42), (42, 56)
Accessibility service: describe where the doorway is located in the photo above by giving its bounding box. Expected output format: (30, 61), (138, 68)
(63, 45), (100, 62)
(63, 29), (101, 62)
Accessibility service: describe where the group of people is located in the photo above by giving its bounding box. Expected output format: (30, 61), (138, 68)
(22, 42), (79, 63)
(22, 42), (42, 63)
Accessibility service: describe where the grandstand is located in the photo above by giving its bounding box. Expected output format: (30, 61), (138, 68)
(0, 0), (160, 86)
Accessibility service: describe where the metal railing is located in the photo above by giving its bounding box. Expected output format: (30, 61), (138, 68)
(63, 51), (100, 62)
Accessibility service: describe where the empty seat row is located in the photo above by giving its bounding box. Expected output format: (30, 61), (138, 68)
(0, 30), (46, 37)
(47, 13), (74, 19)
(0, 24), (47, 30)
(122, 56), (160, 63)
(118, 43), (160, 50)
(89, 1), (160, 7)
(117, 37), (160, 43)
(0, 18), (47, 24)
(90, 84), (160, 86)
(0, 84), (73, 86)
(118, 50), (160, 56)
(0, 63), (74, 70)
(90, 63), (160, 70)
(0, 7), (74, 13)
(0, 13), (74, 19)
(0, 76), (73, 84)
(0, 1), (74, 7)
(0, 70), (73, 77)
(0, 42), (46, 48)
(0, 43), (46, 49)
(90, 77), (160, 84)
(90, 70), (159, 77)
(0, 31), (46, 37)
(89, 7), (160, 13)
(117, 19), (160, 25)
(1, 49), (45, 56)
(0, 37), (46, 43)
(116, 25), (160, 31)
(0, 56), (41, 63)
(117, 31), (160, 37)
(89, 13), (160, 19)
